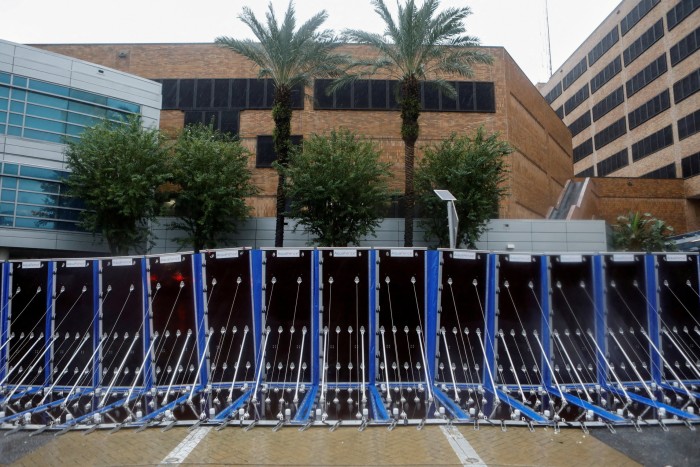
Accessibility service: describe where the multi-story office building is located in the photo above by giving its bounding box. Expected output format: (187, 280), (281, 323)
(33, 43), (573, 249)
(0, 39), (161, 258)
(539, 0), (700, 188)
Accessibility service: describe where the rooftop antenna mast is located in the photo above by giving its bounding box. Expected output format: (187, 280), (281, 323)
(544, 0), (553, 77)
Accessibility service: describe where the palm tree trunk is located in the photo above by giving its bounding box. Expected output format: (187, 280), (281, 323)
(272, 86), (293, 247)
(401, 77), (420, 247)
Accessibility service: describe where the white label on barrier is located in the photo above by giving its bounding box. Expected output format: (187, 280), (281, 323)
(559, 254), (582, 263)
(665, 254), (687, 262)
(159, 254), (182, 264)
(112, 258), (133, 267)
(21, 261), (41, 269)
(612, 254), (635, 262)
(333, 249), (357, 257)
(276, 249), (300, 258)
(509, 254), (531, 263)
(66, 260), (86, 268)
(215, 250), (239, 259)
(390, 249), (414, 257)
(453, 251), (476, 260)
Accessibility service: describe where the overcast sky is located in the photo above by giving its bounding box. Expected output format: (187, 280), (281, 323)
(1, 0), (622, 84)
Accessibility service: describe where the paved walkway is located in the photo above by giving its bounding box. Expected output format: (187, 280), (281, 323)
(4, 425), (644, 466)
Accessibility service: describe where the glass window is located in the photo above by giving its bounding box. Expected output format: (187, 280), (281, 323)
(458, 82), (475, 110)
(248, 79), (265, 108)
(67, 100), (107, 118)
(313, 79), (334, 109)
(18, 178), (59, 193)
(0, 124), (5, 134)
(475, 83), (495, 112)
(0, 97), (7, 110)
(213, 79), (230, 108)
(64, 111), (95, 126)
(10, 101), (25, 113)
(371, 80), (388, 109)
(69, 88), (107, 106)
(18, 191), (57, 206)
(106, 97), (139, 114)
(423, 83), (440, 111)
(231, 79), (247, 108)
(27, 92), (69, 109)
(19, 165), (65, 181)
(106, 110), (129, 122)
(1, 174), (18, 185)
(0, 202), (15, 215)
(0, 86), (9, 98)
(12, 76), (27, 87)
(0, 111), (6, 124)
(335, 83), (351, 109)
(25, 116), (66, 134)
(7, 126), (21, 136)
(14, 217), (55, 230)
(22, 128), (63, 143)
(26, 104), (67, 121)
(66, 124), (84, 137)
(28, 79), (70, 97)
(0, 73), (10, 84)
(10, 89), (26, 101)
(195, 79), (212, 108)
(8, 113), (23, 126)
(353, 80), (370, 109)
(1, 190), (15, 202)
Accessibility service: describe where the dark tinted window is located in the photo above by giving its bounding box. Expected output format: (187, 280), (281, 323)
(256, 135), (303, 168)
(555, 106), (564, 119)
(678, 108), (700, 140)
(563, 58), (587, 90)
(314, 79), (334, 109)
(667, 0), (700, 31)
(231, 79), (248, 107)
(628, 89), (670, 130)
(573, 138), (594, 162)
(179, 79), (194, 109)
(642, 163), (676, 178)
(248, 79), (265, 108)
(622, 19), (664, 66)
(220, 110), (239, 135)
(670, 25), (700, 66)
(568, 110), (592, 137)
(626, 54), (667, 98)
(576, 167), (595, 177)
(371, 80), (388, 109)
(195, 79), (212, 108)
(620, 0), (660, 36)
(590, 56), (622, 94)
(673, 67), (700, 103)
(592, 86), (625, 121)
(545, 82), (562, 104)
(475, 83), (495, 112)
(631, 125), (673, 161)
(682, 151), (700, 177)
(594, 117), (627, 150)
(161, 79), (178, 109)
(458, 82), (475, 110)
(588, 27), (620, 66)
(564, 84), (590, 115)
(597, 148), (629, 176)
(354, 80), (370, 109)
(213, 79), (230, 108)
(335, 82), (352, 109)
(423, 83), (440, 111)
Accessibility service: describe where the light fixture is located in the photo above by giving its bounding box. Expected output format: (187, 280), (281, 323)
(433, 189), (459, 249)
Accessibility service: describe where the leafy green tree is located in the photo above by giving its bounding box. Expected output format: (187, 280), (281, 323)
(165, 124), (257, 252)
(284, 129), (392, 246)
(216, 1), (348, 247)
(64, 117), (168, 255)
(612, 211), (676, 252)
(416, 128), (511, 248)
(339, 0), (492, 246)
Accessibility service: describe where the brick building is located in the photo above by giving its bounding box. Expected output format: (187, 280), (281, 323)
(538, 0), (700, 231)
(37, 43), (572, 223)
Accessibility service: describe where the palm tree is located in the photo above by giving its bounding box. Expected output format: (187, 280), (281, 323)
(216, 2), (347, 247)
(340, 0), (492, 246)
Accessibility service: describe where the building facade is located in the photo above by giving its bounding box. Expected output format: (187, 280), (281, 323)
(36, 43), (572, 224)
(539, 0), (700, 191)
(0, 39), (161, 258)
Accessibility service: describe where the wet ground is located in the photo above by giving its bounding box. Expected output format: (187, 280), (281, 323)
(0, 422), (696, 466)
